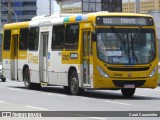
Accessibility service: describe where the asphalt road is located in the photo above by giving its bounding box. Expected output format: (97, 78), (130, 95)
(0, 79), (160, 120)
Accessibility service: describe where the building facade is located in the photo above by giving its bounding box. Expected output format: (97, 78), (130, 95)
(56, 0), (122, 14)
(0, 0), (37, 60)
(122, 0), (160, 13)
(0, 0), (37, 25)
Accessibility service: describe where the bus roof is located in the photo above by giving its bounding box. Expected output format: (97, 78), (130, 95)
(29, 12), (153, 27)
(4, 12), (153, 29)
(4, 21), (29, 30)
(88, 12), (152, 17)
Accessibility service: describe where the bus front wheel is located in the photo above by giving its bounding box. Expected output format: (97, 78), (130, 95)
(69, 71), (83, 95)
(121, 88), (136, 97)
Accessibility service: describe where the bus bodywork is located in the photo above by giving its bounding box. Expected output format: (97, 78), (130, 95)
(2, 12), (158, 97)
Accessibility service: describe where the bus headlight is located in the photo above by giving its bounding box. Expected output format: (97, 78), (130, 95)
(97, 66), (109, 78)
(149, 67), (157, 78)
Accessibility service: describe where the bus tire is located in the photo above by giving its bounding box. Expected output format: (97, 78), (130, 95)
(23, 68), (41, 89)
(121, 88), (136, 97)
(24, 68), (33, 89)
(69, 71), (83, 95)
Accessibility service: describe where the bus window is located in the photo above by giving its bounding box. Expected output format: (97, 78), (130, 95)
(19, 28), (29, 50)
(65, 24), (79, 50)
(3, 30), (11, 50)
(51, 25), (65, 50)
(29, 27), (39, 51)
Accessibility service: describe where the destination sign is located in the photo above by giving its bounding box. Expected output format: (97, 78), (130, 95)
(96, 16), (154, 26)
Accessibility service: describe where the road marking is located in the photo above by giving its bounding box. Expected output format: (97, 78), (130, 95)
(26, 106), (48, 111)
(8, 88), (23, 92)
(81, 97), (91, 100)
(0, 101), (6, 103)
(48, 93), (53, 96)
(56, 94), (67, 97)
(105, 100), (130, 106)
(142, 89), (160, 92)
(135, 94), (148, 97)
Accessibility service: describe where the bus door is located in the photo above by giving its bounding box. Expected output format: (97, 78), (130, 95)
(82, 29), (91, 87)
(11, 34), (18, 80)
(39, 32), (49, 83)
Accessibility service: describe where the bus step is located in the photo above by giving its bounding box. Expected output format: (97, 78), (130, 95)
(41, 82), (48, 87)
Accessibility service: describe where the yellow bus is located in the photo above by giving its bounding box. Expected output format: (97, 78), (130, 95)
(2, 12), (158, 97)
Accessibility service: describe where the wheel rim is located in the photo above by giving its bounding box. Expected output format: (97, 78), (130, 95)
(70, 77), (78, 94)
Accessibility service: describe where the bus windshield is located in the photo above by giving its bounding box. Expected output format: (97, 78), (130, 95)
(96, 28), (156, 64)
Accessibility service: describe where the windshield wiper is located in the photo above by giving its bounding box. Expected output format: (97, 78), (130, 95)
(111, 26), (127, 54)
(111, 26), (141, 64)
(131, 27), (141, 43)
(130, 27), (141, 63)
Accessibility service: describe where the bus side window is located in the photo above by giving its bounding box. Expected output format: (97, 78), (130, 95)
(51, 25), (65, 50)
(19, 28), (29, 50)
(3, 30), (11, 50)
(29, 27), (39, 51)
(65, 24), (79, 50)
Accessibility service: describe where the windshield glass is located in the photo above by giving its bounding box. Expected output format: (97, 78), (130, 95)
(96, 28), (156, 64)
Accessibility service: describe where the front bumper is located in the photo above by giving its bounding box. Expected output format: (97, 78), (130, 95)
(93, 75), (158, 89)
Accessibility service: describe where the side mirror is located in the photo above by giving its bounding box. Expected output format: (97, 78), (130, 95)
(92, 32), (97, 42)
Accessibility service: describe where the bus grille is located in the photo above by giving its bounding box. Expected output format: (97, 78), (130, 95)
(107, 67), (150, 71)
(113, 80), (146, 87)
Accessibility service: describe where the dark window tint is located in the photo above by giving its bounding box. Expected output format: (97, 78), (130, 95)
(82, 0), (102, 12)
(51, 25), (65, 50)
(65, 24), (79, 50)
(19, 28), (28, 50)
(29, 27), (39, 51)
(3, 30), (11, 50)
(82, 0), (122, 12)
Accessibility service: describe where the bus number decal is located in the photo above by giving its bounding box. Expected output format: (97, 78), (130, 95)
(62, 55), (69, 60)
(114, 73), (122, 77)
(70, 53), (78, 59)
(28, 53), (38, 64)
(84, 23), (91, 28)
(103, 18), (112, 24)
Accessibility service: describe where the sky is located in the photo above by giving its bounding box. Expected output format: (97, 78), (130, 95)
(37, 0), (60, 15)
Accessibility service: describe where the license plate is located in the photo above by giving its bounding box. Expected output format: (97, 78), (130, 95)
(124, 84), (135, 88)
